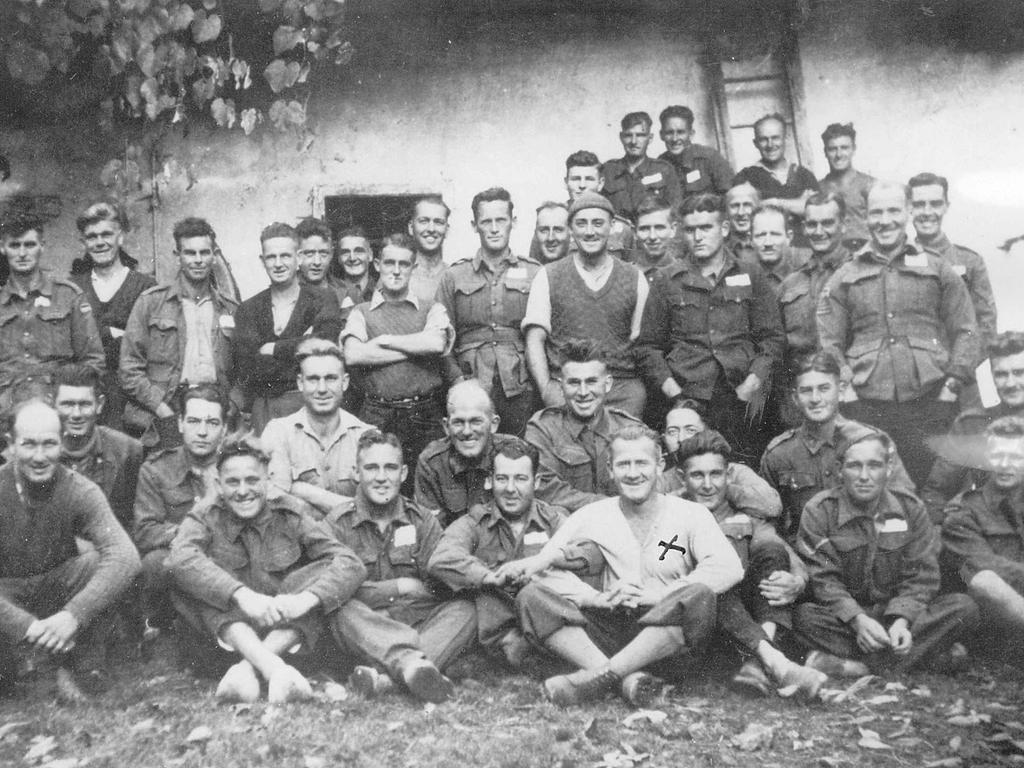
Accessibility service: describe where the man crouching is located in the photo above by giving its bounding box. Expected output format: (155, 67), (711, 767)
(167, 434), (366, 703)
(508, 424), (743, 707)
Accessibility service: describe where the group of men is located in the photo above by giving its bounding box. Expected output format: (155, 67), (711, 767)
(0, 104), (1020, 710)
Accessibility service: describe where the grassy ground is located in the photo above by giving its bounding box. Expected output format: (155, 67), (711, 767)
(1, 636), (1023, 768)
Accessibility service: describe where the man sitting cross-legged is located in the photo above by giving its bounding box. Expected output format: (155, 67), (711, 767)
(793, 432), (978, 677)
(326, 430), (475, 703)
(674, 431), (824, 699)
(506, 424), (743, 707)
(942, 416), (1024, 654)
(0, 400), (139, 701)
(166, 434), (366, 703)
(428, 436), (589, 667)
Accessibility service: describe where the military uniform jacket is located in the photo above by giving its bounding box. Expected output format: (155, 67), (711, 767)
(778, 245), (851, 361)
(0, 270), (104, 406)
(760, 415), (915, 542)
(133, 445), (212, 555)
(796, 486), (940, 625)
(61, 425), (144, 531)
(816, 242), (978, 402)
(428, 498), (567, 591)
(414, 434), (515, 527)
(119, 276), (238, 431)
(636, 250), (784, 400)
(942, 482), (1024, 589)
(436, 249), (540, 397)
(600, 156), (683, 223)
(525, 405), (644, 512)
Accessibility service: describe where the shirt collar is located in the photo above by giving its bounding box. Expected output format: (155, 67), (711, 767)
(798, 417), (839, 452)
(471, 249), (518, 272)
(835, 488), (903, 528)
(917, 233), (952, 254)
(349, 492), (412, 530)
(368, 288), (419, 310)
(559, 407), (610, 439)
(221, 503), (276, 541)
(0, 270), (52, 304)
(472, 499), (551, 530)
(447, 439), (494, 477)
(857, 240), (919, 265)
(295, 406), (365, 440)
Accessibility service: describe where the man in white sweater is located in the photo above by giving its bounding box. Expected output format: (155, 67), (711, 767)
(508, 423), (743, 707)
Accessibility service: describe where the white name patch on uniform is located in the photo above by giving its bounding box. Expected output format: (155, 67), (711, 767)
(641, 173), (664, 185)
(952, 264), (967, 276)
(506, 268), (528, 280)
(904, 254), (928, 268)
(523, 530), (549, 546)
(725, 274), (751, 287)
(686, 170), (702, 184)
(393, 525), (417, 547)
(877, 518), (909, 533)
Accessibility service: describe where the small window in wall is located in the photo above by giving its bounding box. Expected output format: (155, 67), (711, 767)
(323, 194), (434, 245)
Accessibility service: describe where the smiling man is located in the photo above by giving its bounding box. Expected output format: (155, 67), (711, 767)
(168, 434), (366, 704)
(407, 195), (452, 306)
(438, 187), (541, 436)
(816, 181), (979, 487)
(529, 201), (571, 264)
(562, 150), (635, 260)
(70, 202), (156, 429)
(657, 105), (734, 197)
(261, 339), (371, 515)
(723, 182), (760, 262)
(750, 204), (808, 295)
(415, 379), (513, 527)
(942, 417), (1024, 650)
(0, 400), (139, 700)
(0, 216), (104, 419)
(234, 222), (342, 433)
(794, 433), (978, 677)
(510, 424), (742, 707)
(817, 123), (874, 245)
(119, 217), (239, 447)
(732, 113), (818, 220)
(633, 197), (680, 282)
(601, 112), (682, 224)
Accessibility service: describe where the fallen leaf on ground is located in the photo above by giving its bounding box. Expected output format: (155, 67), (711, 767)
(923, 759), (962, 768)
(185, 725), (213, 743)
(948, 736), (962, 751)
(41, 760), (80, 768)
(793, 739), (814, 750)
(884, 682), (907, 692)
(23, 735), (57, 764)
(857, 728), (891, 750)
(894, 737), (924, 748)
(946, 698), (967, 716)
(0, 722), (29, 740)
(622, 710), (668, 728)
(864, 695), (899, 706)
(947, 711), (991, 726)
(303, 757), (327, 768)
(730, 723), (775, 751)
(911, 686), (932, 697)
(130, 718), (156, 733)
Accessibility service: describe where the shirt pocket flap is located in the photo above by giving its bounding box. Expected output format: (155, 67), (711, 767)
(778, 470), (818, 490)
(454, 275), (487, 296)
(503, 277), (532, 293)
(266, 541), (303, 572)
(780, 283), (810, 305)
(211, 543), (249, 571)
(723, 284), (753, 302)
(877, 530), (911, 552)
(39, 304), (72, 321)
(150, 317), (178, 331)
(829, 533), (867, 553)
(550, 443), (591, 468)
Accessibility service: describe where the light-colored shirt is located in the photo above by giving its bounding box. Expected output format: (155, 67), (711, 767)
(408, 257), (449, 307)
(261, 406), (372, 498)
(90, 263), (130, 303)
(522, 254), (649, 337)
(537, 494), (743, 602)
(340, 290), (453, 352)
(180, 295), (217, 384)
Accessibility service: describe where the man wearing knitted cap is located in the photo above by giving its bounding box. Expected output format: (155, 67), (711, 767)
(522, 190), (649, 419)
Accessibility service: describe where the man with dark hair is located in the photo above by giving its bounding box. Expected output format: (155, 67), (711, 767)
(438, 187), (540, 436)
(658, 105), (734, 196)
(0, 216), (104, 417)
(633, 197), (681, 282)
(601, 112), (682, 223)
(326, 430), (472, 702)
(415, 380), (512, 527)
(817, 122), (875, 244)
(676, 430), (823, 698)
(909, 171), (997, 357)
(749, 204), (809, 295)
(563, 150), (635, 259)
(55, 364), (144, 532)
(529, 202), (571, 264)
(428, 436), (573, 666)
(523, 190), (648, 418)
(723, 182), (760, 262)
(233, 222), (342, 433)
(817, 181), (978, 487)
(923, 331), (1024, 520)
(168, 434), (366, 703)
(134, 384), (230, 628)
(794, 433), (978, 677)
(296, 218), (347, 311)
(335, 226), (378, 309)
(942, 416), (1024, 649)
(261, 339), (371, 515)
(0, 400), (139, 700)
(119, 216), (239, 447)
(638, 193), (784, 465)
(71, 202), (156, 429)
(509, 425), (743, 707)
(342, 234), (452, 491)
(526, 339), (644, 511)
(733, 114), (818, 219)
(761, 352), (913, 542)
(407, 195), (452, 306)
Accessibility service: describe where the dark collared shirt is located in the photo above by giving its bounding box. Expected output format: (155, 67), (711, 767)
(732, 163), (819, 202)
(637, 250), (784, 401)
(916, 233), (997, 359)
(659, 143), (734, 196)
(61, 425), (144, 531)
(436, 249), (540, 397)
(415, 435), (514, 527)
(816, 242), (978, 401)
(797, 487), (939, 624)
(760, 415), (915, 542)
(0, 464), (139, 639)
(758, 247), (811, 296)
(778, 245), (851, 360)
(427, 499), (567, 591)
(601, 156), (683, 223)
(168, 496), (364, 612)
(325, 494), (443, 606)
(133, 446), (212, 555)
(819, 169), (875, 242)
(942, 482), (1024, 587)
(0, 270), (104, 400)
(525, 406), (644, 512)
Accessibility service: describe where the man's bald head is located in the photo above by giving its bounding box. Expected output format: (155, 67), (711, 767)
(444, 379), (500, 460)
(11, 399), (61, 437)
(9, 400), (63, 487)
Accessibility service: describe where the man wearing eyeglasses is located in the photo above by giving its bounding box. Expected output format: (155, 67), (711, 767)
(407, 196), (452, 306)
(342, 233), (454, 493)
(601, 112), (682, 224)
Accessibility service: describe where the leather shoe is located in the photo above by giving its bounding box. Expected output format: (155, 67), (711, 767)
(543, 666), (620, 707)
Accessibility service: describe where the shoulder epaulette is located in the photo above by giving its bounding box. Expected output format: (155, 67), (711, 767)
(419, 437), (451, 461)
(764, 429), (798, 452)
